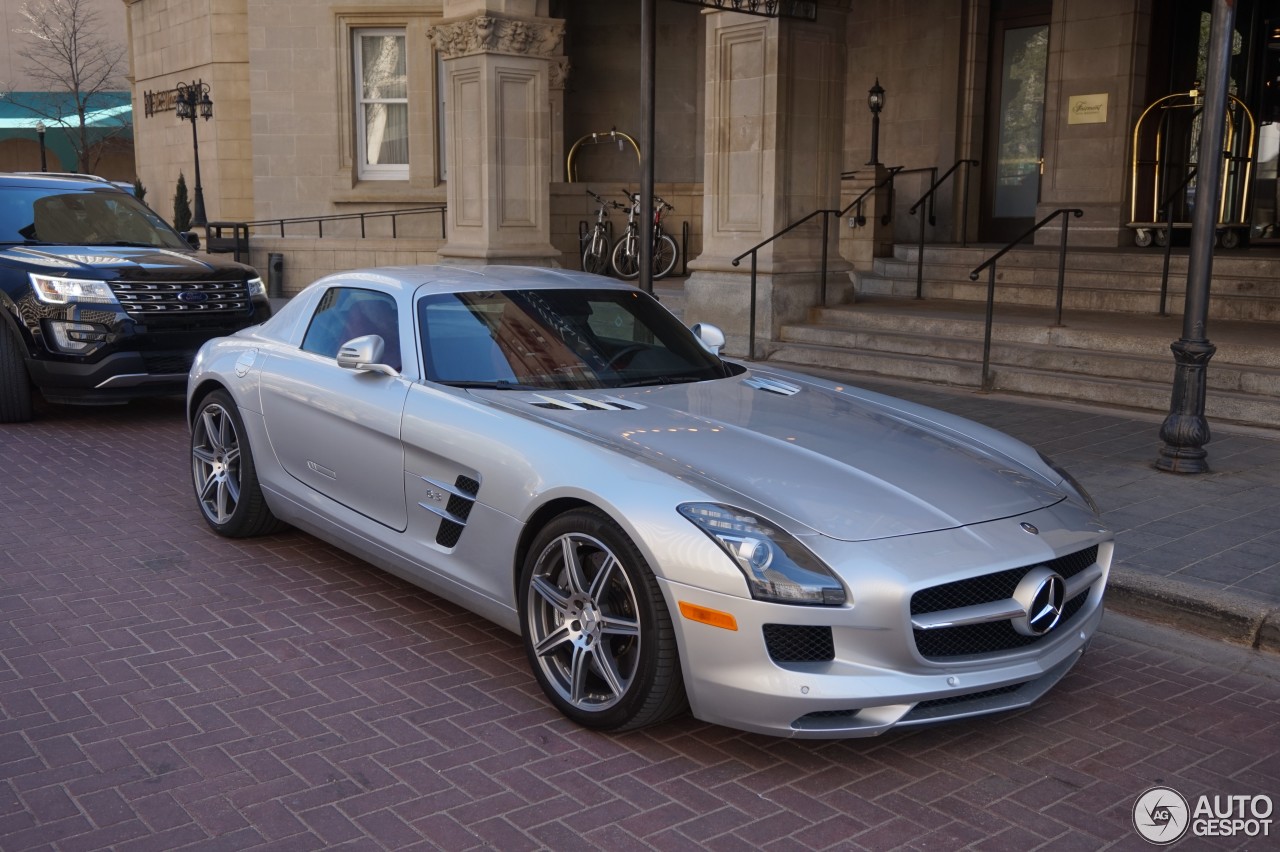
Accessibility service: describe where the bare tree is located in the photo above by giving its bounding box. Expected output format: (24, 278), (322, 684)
(11, 0), (127, 174)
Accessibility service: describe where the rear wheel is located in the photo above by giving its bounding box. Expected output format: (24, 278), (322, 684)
(0, 323), (33, 423)
(191, 389), (285, 537)
(653, 233), (679, 279)
(519, 508), (686, 731)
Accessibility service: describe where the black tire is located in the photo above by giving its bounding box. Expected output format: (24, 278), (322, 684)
(582, 230), (610, 275)
(653, 233), (679, 280)
(191, 389), (286, 537)
(610, 234), (641, 280)
(0, 322), (34, 423)
(519, 508), (686, 731)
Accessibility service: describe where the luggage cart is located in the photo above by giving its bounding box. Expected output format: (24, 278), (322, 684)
(1128, 87), (1255, 249)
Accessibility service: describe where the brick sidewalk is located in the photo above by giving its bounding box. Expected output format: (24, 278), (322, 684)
(1, 398), (1278, 849)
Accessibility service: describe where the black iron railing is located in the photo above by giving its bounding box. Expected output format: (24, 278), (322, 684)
(844, 166), (902, 228)
(205, 204), (448, 262)
(1156, 166), (1197, 317)
(908, 159), (979, 298)
(969, 208), (1084, 390)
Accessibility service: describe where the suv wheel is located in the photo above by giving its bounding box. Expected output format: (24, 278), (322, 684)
(0, 323), (33, 423)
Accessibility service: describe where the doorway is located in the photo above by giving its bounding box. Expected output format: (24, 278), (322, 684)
(980, 1), (1051, 243)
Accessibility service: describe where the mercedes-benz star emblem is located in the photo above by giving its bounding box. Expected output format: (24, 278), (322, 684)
(1011, 567), (1067, 637)
(1020, 522), (1039, 535)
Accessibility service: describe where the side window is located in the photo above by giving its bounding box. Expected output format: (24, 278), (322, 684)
(301, 288), (401, 371)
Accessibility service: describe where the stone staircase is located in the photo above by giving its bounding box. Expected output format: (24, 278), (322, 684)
(765, 244), (1280, 429)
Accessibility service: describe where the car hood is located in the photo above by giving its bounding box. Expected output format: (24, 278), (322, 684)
(481, 373), (1066, 542)
(0, 244), (248, 277)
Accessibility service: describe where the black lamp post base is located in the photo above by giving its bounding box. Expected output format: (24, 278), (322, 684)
(1156, 338), (1216, 474)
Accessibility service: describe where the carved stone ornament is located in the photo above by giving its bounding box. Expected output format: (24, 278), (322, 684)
(548, 58), (571, 89)
(430, 15), (565, 59)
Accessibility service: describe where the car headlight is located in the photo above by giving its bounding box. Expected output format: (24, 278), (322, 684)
(30, 273), (119, 306)
(678, 503), (847, 606)
(1038, 451), (1099, 514)
(247, 276), (266, 297)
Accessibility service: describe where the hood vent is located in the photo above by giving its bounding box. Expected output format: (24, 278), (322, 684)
(530, 394), (644, 412)
(744, 376), (802, 396)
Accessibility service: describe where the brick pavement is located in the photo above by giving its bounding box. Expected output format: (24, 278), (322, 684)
(2, 398), (1279, 850)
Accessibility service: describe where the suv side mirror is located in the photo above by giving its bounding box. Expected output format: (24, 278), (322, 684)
(690, 322), (726, 356)
(182, 231), (201, 250)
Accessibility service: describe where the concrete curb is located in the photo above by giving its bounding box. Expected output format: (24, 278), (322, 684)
(1107, 565), (1280, 654)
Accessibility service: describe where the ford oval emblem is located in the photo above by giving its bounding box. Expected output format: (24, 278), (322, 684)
(177, 291), (209, 303)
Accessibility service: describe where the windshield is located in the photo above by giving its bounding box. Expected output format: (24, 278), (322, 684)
(417, 287), (734, 390)
(0, 185), (189, 249)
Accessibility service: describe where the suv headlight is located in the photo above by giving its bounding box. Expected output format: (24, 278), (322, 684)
(1038, 451), (1099, 514)
(247, 276), (266, 297)
(29, 273), (119, 306)
(678, 503), (847, 606)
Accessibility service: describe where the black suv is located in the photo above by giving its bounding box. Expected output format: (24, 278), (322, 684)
(0, 173), (271, 422)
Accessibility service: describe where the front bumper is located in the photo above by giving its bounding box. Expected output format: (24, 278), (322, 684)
(657, 503), (1112, 738)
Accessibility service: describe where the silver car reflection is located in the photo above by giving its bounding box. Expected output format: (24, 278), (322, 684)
(187, 265), (1112, 738)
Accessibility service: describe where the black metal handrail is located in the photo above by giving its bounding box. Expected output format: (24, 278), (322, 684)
(731, 207), (837, 359)
(844, 166), (903, 228)
(968, 208), (1084, 390)
(908, 159), (979, 297)
(206, 204), (448, 261)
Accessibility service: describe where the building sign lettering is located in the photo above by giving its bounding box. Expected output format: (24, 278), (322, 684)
(1068, 93), (1109, 125)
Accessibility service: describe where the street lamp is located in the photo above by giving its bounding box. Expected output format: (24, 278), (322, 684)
(174, 80), (213, 228)
(866, 78), (885, 166)
(35, 121), (47, 172)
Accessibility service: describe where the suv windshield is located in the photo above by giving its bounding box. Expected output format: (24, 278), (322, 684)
(418, 288), (732, 390)
(0, 185), (189, 249)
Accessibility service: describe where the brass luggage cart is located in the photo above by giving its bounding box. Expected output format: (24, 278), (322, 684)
(1128, 87), (1255, 249)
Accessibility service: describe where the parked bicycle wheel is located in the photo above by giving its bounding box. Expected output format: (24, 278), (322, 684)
(653, 233), (679, 280)
(582, 232), (611, 275)
(610, 236), (641, 280)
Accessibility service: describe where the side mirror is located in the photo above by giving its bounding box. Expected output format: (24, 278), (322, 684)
(690, 322), (726, 356)
(337, 334), (398, 376)
(182, 231), (201, 250)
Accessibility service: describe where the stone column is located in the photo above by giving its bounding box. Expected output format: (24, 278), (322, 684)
(431, 4), (564, 265)
(684, 9), (849, 357)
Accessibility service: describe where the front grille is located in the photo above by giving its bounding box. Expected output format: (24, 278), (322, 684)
(110, 279), (250, 316)
(910, 546), (1099, 661)
(911, 546), (1096, 616)
(763, 624), (834, 663)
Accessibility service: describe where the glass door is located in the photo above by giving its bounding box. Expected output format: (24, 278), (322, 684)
(981, 3), (1051, 242)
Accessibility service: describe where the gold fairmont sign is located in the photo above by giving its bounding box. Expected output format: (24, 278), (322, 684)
(1068, 93), (1108, 125)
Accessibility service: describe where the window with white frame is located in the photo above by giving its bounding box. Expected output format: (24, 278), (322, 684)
(354, 29), (409, 180)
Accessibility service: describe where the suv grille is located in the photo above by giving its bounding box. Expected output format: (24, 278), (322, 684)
(110, 280), (250, 316)
(910, 546), (1099, 660)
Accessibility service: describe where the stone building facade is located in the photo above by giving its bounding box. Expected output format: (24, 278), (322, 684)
(119, 0), (1280, 347)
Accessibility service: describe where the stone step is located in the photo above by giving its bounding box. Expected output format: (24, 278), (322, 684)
(766, 339), (1280, 428)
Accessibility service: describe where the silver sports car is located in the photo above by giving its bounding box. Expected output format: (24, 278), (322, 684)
(187, 265), (1112, 738)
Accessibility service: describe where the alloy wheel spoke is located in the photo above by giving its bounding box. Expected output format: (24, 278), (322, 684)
(200, 410), (223, 454)
(569, 644), (593, 704)
(589, 645), (626, 700)
(531, 575), (573, 616)
(560, 537), (589, 597)
(533, 622), (574, 658)
(599, 613), (640, 637)
(586, 554), (618, 601)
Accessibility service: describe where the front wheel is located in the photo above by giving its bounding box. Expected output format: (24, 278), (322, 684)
(191, 389), (286, 538)
(610, 234), (641, 280)
(0, 323), (33, 423)
(519, 509), (686, 731)
(653, 233), (679, 279)
(582, 229), (610, 275)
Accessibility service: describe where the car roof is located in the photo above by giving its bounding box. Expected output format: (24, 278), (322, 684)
(0, 172), (127, 192)
(312, 264), (641, 297)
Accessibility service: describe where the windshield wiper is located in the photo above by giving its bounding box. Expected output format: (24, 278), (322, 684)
(616, 375), (705, 388)
(440, 379), (537, 390)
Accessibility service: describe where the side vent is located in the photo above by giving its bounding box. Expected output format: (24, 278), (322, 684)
(529, 394), (644, 411)
(744, 376), (802, 396)
(418, 475), (481, 548)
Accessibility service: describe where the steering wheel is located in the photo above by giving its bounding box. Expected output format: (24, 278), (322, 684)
(605, 344), (648, 371)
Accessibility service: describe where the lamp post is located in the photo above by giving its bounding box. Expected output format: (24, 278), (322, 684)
(866, 78), (885, 166)
(174, 80), (213, 228)
(35, 121), (47, 172)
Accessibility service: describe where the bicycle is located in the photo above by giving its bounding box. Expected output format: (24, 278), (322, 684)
(580, 188), (624, 275)
(609, 189), (679, 281)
